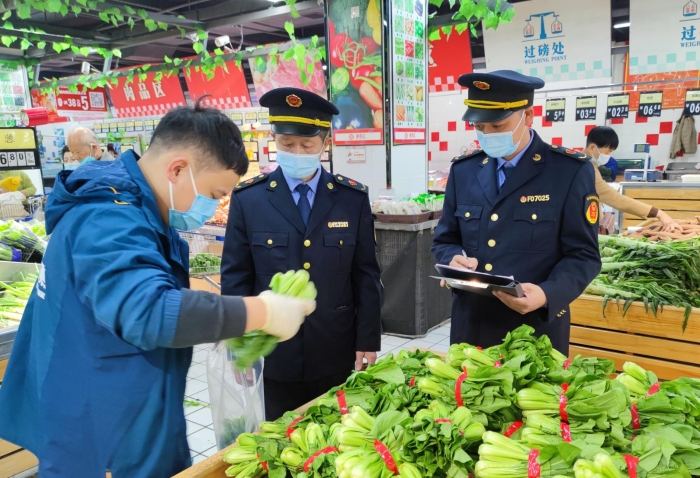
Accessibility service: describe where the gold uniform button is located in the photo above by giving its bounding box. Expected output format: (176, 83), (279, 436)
(340, 240), (344, 245)
(465, 212), (471, 218)
(485, 263), (493, 272)
(304, 240), (311, 247)
(532, 214), (537, 220)
(491, 214), (498, 221)
(267, 239), (273, 245)
(303, 262), (311, 270)
(488, 239), (496, 247)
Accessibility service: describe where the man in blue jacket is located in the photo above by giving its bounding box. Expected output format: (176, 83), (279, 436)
(0, 101), (315, 477)
(221, 88), (382, 420)
(432, 71), (601, 353)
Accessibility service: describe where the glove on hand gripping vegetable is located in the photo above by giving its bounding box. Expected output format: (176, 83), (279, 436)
(226, 270), (317, 369)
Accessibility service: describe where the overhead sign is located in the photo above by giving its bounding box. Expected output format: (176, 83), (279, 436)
(483, 0), (611, 83)
(110, 71), (186, 118)
(629, 0), (700, 74)
(248, 50), (327, 100)
(606, 94), (630, 119)
(575, 96), (597, 121)
(428, 30), (472, 94)
(184, 61), (252, 111)
(545, 98), (565, 122)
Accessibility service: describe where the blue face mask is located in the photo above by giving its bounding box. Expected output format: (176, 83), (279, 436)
(168, 166), (219, 231)
(276, 149), (321, 180)
(80, 156), (96, 165)
(476, 112), (527, 158)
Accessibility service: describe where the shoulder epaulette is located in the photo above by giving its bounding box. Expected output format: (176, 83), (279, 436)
(550, 145), (590, 162)
(334, 174), (368, 193)
(234, 174), (268, 192)
(452, 148), (485, 163)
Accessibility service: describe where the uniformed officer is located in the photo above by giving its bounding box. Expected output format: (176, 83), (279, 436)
(431, 71), (602, 354)
(221, 87), (382, 420)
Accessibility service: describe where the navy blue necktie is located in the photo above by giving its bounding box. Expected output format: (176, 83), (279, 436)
(499, 164), (515, 191)
(295, 183), (311, 226)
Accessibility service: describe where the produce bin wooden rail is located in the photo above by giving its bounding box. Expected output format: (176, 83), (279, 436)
(620, 186), (700, 230)
(570, 294), (700, 381)
(0, 359), (38, 478)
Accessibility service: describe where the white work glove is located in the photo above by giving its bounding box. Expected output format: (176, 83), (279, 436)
(258, 290), (316, 342)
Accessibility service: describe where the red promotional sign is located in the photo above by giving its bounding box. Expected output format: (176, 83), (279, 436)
(110, 72), (186, 118)
(185, 62), (252, 110)
(428, 32), (472, 93)
(30, 89), (69, 123)
(55, 86), (107, 112)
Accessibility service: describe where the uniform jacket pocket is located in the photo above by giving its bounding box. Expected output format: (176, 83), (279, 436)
(252, 232), (289, 273)
(324, 232), (356, 274)
(510, 207), (558, 253)
(456, 205), (482, 250)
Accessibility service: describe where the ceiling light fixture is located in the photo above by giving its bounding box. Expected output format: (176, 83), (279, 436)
(614, 22), (630, 28)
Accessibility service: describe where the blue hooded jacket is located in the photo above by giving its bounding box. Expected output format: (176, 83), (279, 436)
(0, 151), (194, 477)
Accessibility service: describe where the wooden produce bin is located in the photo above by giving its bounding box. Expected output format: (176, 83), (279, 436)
(618, 182), (700, 230)
(0, 359), (39, 478)
(570, 294), (700, 380)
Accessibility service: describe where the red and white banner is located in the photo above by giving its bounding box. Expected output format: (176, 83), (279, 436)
(185, 62), (252, 110)
(428, 32), (472, 94)
(394, 128), (426, 144)
(110, 72), (186, 118)
(31, 84), (107, 122)
(333, 129), (383, 146)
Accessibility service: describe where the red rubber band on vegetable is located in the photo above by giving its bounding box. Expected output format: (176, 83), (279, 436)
(435, 418), (453, 424)
(455, 366), (468, 407)
(631, 403), (641, 430)
(374, 439), (399, 475)
(647, 382), (661, 396)
(504, 421), (523, 438)
(303, 446), (339, 473)
(286, 416), (304, 438)
(563, 359), (571, 370)
(560, 422), (572, 442)
(409, 376), (416, 387)
(336, 390), (349, 415)
(528, 449), (541, 478)
(476, 346), (483, 351)
(624, 455), (639, 478)
(494, 360), (502, 368)
(559, 384), (569, 422)
(257, 454), (269, 472)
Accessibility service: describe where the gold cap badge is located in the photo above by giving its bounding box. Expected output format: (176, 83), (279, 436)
(286, 94), (302, 107)
(473, 81), (490, 90)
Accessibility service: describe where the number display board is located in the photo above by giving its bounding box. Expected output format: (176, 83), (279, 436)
(575, 96), (597, 121)
(267, 140), (277, 162)
(545, 98), (566, 122)
(637, 91), (663, 118)
(0, 128), (44, 195)
(606, 94), (630, 119)
(685, 89), (700, 115)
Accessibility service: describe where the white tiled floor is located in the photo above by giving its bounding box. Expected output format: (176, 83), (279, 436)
(183, 321), (450, 461)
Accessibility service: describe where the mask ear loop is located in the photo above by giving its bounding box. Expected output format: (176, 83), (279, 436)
(188, 165), (199, 196)
(514, 110), (528, 144)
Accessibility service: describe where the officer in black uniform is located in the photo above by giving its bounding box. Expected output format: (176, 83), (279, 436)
(431, 71), (601, 354)
(220, 87), (382, 420)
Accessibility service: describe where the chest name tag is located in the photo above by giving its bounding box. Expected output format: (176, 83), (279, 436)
(520, 195), (550, 203)
(328, 221), (349, 228)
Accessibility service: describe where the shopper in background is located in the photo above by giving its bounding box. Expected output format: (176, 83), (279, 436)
(66, 126), (114, 163)
(585, 126), (680, 233)
(0, 100), (316, 478)
(107, 143), (118, 158)
(0, 169), (37, 197)
(221, 87), (382, 421)
(432, 70), (601, 354)
(61, 145), (75, 163)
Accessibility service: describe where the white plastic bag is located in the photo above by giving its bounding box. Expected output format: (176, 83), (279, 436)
(206, 341), (266, 450)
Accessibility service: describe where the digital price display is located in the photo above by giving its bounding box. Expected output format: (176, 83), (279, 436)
(638, 92), (663, 118)
(545, 98), (566, 122)
(575, 96), (597, 121)
(606, 94), (630, 119)
(685, 89), (700, 115)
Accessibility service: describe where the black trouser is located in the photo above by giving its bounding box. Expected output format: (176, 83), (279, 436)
(263, 370), (351, 421)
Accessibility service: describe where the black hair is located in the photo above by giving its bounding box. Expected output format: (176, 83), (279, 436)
(107, 143), (117, 153)
(149, 96), (248, 176)
(61, 145), (70, 154)
(586, 126), (619, 150)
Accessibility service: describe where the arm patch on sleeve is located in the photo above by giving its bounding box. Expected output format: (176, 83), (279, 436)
(584, 194), (600, 226)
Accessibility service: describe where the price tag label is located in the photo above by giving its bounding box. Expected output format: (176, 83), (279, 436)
(545, 98), (566, 122)
(230, 113), (243, 126)
(685, 89), (700, 115)
(638, 92), (663, 118)
(258, 111), (270, 125)
(606, 94), (630, 119)
(94, 123), (102, 134)
(244, 112), (258, 123)
(144, 120), (154, 131)
(109, 123), (118, 133)
(575, 96), (597, 121)
(125, 121), (135, 132)
(134, 121), (144, 131)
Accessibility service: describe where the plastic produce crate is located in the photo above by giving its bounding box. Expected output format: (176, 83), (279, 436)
(375, 220), (451, 337)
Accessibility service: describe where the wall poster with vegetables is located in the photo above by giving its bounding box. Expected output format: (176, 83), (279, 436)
(327, 0), (384, 146)
(392, 0), (427, 144)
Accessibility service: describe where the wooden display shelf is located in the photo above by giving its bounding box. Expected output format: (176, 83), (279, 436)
(570, 294), (700, 380)
(620, 186), (700, 230)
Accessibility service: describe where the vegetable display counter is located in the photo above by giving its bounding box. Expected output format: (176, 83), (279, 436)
(375, 220), (451, 337)
(570, 294), (700, 380)
(617, 182), (700, 231)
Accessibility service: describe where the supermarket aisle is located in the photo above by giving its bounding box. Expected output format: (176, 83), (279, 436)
(183, 322), (451, 463)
